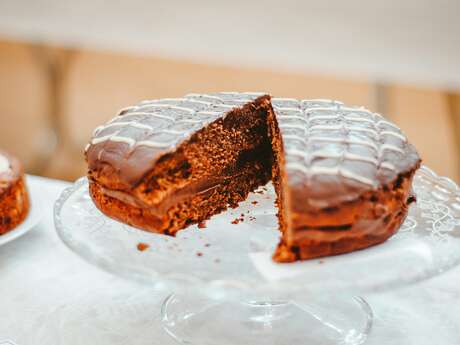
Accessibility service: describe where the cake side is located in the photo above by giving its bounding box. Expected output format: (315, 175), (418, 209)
(274, 168), (419, 261)
(0, 151), (30, 235)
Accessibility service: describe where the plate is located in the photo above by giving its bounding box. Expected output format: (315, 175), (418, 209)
(54, 166), (460, 299)
(0, 176), (43, 246)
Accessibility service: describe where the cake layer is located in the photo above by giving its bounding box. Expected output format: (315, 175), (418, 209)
(89, 159), (270, 234)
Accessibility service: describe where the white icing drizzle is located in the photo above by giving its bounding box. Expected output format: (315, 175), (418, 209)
(276, 114), (308, 122)
(216, 104), (237, 109)
(93, 121), (153, 136)
(97, 149), (104, 160)
(377, 120), (401, 130)
(302, 99), (344, 105)
(307, 136), (380, 151)
(109, 136), (136, 146)
(304, 106), (341, 113)
(136, 140), (173, 148)
(0, 154), (10, 173)
(309, 124), (379, 137)
(287, 148), (379, 166)
(91, 131), (136, 146)
(381, 162), (396, 170)
(198, 111), (223, 116)
(286, 162), (376, 186)
(380, 144), (404, 154)
(307, 114), (341, 121)
(274, 107), (303, 113)
(380, 130), (407, 141)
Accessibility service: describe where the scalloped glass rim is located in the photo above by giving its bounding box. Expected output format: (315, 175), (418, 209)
(54, 166), (460, 299)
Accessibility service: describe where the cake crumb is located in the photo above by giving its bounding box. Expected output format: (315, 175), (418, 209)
(197, 252), (203, 257)
(319, 260), (324, 264)
(231, 218), (240, 224)
(251, 201), (258, 205)
(137, 243), (150, 252)
(204, 243), (211, 247)
(198, 220), (207, 229)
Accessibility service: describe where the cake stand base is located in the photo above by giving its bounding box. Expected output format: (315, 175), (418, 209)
(161, 294), (373, 345)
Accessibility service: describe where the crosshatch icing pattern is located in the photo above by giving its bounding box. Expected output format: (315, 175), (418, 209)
(87, 92), (265, 153)
(270, 98), (411, 188)
(88, 92), (416, 190)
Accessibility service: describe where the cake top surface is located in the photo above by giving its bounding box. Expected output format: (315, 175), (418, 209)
(87, 92), (265, 151)
(86, 92), (266, 187)
(87, 92), (420, 207)
(270, 98), (420, 207)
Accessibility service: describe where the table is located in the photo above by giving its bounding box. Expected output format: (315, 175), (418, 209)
(1, 176), (459, 345)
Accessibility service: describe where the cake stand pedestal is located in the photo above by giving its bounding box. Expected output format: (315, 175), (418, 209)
(54, 166), (460, 345)
(161, 294), (372, 345)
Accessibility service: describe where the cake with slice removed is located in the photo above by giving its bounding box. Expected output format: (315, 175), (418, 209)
(86, 92), (420, 262)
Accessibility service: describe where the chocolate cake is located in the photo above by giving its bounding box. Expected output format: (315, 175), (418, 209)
(0, 151), (29, 235)
(86, 93), (420, 262)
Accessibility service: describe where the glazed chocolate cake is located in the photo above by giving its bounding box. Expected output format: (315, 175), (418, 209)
(0, 151), (29, 235)
(86, 93), (420, 262)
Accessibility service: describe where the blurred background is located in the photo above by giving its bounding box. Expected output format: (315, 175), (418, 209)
(0, 0), (459, 181)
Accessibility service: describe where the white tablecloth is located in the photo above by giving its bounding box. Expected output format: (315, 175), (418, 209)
(1, 176), (459, 345)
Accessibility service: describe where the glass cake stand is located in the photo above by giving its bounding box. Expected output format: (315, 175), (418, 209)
(54, 166), (460, 345)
